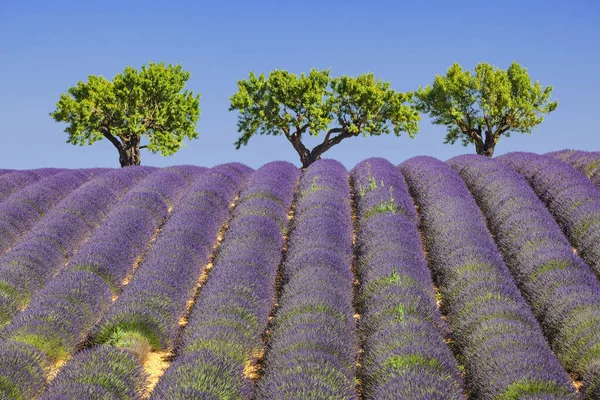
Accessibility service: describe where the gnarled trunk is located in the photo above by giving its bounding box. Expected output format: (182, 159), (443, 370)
(118, 136), (141, 167)
(299, 151), (321, 169)
(474, 132), (496, 158)
(482, 145), (495, 157)
(119, 145), (141, 167)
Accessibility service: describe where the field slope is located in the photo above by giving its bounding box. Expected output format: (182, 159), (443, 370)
(1, 150), (599, 399)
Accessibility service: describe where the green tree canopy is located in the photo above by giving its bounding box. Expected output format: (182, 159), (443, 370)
(50, 62), (200, 167)
(229, 68), (420, 168)
(414, 61), (558, 157)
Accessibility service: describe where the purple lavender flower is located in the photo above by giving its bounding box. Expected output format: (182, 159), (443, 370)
(0, 170), (47, 203)
(255, 159), (358, 400)
(39, 345), (147, 400)
(401, 156), (577, 400)
(0, 170), (93, 255)
(0, 340), (48, 399)
(0, 166), (154, 327)
(547, 150), (600, 187)
(151, 161), (299, 399)
(450, 154), (600, 399)
(351, 158), (464, 399)
(91, 163), (251, 352)
(499, 152), (600, 279)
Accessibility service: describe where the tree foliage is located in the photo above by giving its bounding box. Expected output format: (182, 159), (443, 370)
(50, 62), (200, 167)
(414, 61), (558, 157)
(229, 68), (420, 168)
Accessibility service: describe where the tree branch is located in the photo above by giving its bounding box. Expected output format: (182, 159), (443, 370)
(310, 127), (353, 161)
(102, 127), (123, 152)
(323, 127), (344, 144)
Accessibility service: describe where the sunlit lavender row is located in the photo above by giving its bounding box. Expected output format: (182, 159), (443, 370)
(351, 158), (464, 399)
(401, 156), (578, 399)
(38, 164), (250, 399)
(256, 160), (358, 399)
(0, 170), (94, 256)
(0, 169), (61, 203)
(0, 166), (153, 327)
(0, 152), (599, 399)
(451, 154), (600, 399)
(152, 161), (299, 399)
(548, 150), (600, 187)
(0, 167), (195, 399)
(500, 153), (600, 278)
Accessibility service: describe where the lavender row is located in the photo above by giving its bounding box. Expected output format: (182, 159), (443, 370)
(450, 154), (600, 398)
(256, 160), (359, 400)
(41, 345), (147, 400)
(65, 166), (200, 292)
(21, 165), (247, 399)
(0, 166), (154, 328)
(401, 156), (578, 400)
(0, 169), (57, 203)
(351, 158), (464, 399)
(548, 150), (600, 187)
(499, 152), (600, 278)
(152, 161), (300, 399)
(0, 167), (193, 371)
(0, 168), (185, 399)
(0, 170), (95, 255)
(90, 163), (251, 352)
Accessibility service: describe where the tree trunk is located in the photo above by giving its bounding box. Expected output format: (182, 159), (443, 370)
(474, 132), (496, 157)
(299, 152), (321, 169)
(475, 142), (495, 157)
(118, 137), (141, 167)
(289, 133), (320, 169)
(482, 145), (495, 157)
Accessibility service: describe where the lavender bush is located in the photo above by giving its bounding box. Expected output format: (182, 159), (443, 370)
(0, 341), (48, 399)
(499, 152), (600, 278)
(401, 156), (578, 400)
(0, 168), (193, 373)
(0, 166), (154, 327)
(0, 170), (52, 203)
(0, 170), (93, 255)
(351, 158), (464, 399)
(40, 345), (147, 400)
(91, 163), (251, 351)
(152, 161), (299, 399)
(547, 150), (600, 187)
(452, 154), (600, 399)
(255, 159), (358, 400)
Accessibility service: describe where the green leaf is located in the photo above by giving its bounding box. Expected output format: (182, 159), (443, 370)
(50, 61), (200, 162)
(414, 61), (557, 154)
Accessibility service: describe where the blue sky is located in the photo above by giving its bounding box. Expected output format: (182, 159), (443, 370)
(1, 0), (598, 170)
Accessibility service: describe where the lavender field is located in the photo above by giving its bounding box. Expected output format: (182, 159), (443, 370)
(1, 150), (600, 399)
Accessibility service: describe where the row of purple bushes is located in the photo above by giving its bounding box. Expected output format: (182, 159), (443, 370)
(549, 150), (600, 187)
(0, 169), (62, 203)
(400, 156), (578, 399)
(152, 161), (299, 399)
(0, 170), (95, 256)
(0, 166), (154, 328)
(0, 166), (197, 399)
(500, 153), (600, 280)
(90, 163), (250, 351)
(451, 154), (600, 398)
(351, 157), (464, 399)
(255, 159), (359, 399)
(38, 163), (250, 399)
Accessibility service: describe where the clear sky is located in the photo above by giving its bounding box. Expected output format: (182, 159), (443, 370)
(1, 0), (598, 170)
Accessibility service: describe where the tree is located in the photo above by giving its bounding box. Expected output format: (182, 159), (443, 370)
(229, 69), (420, 168)
(414, 61), (558, 157)
(50, 62), (200, 167)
